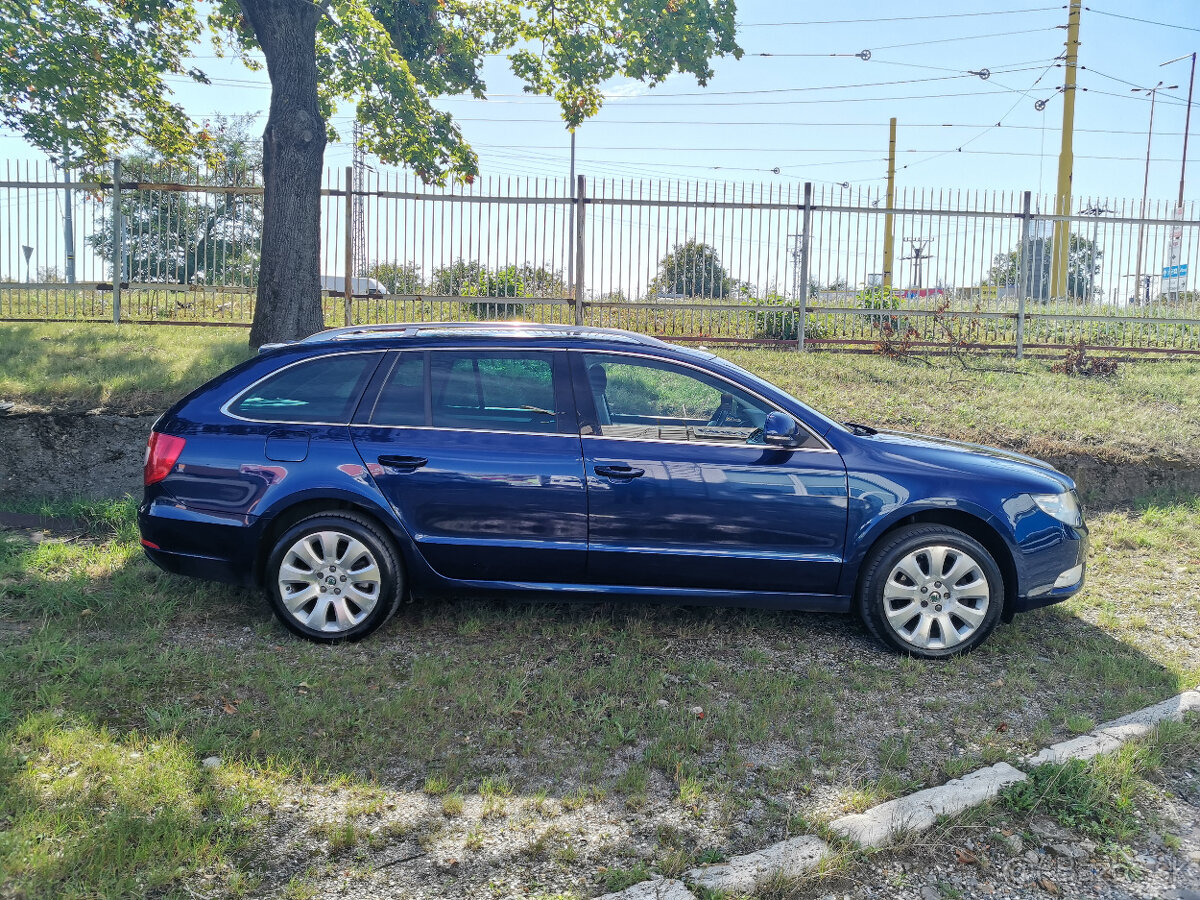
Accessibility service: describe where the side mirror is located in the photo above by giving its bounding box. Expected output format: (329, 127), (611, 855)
(763, 411), (801, 447)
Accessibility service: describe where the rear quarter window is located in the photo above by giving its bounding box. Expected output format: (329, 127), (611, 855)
(228, 352), (381, 423)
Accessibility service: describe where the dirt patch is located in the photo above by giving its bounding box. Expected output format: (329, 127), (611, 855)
(1, 410), (1197, 509)
(0, 411), (158, 501)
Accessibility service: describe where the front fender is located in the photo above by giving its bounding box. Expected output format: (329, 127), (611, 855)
(838, 495), (1015, 598)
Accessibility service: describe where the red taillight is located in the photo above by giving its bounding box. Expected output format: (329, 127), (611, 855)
(144, 431), (186, 485)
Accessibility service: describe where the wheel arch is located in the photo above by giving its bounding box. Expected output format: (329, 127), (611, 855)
(852, 507), (1019, 621)
(253, 493), (417, 588)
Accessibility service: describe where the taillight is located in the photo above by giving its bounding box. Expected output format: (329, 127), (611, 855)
(144, 431), (186, 485)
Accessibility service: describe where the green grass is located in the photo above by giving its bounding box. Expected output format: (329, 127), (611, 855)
(0, 322), (251, 411)
(3, 322), (1199, 466)
(0, 492), (1198, 897)
(722, 348), (1200, 464)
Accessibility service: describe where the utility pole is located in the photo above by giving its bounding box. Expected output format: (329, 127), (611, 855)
(901, 238), (934, 290)
(567, 130), (576, 301)
(351, 121), (367, 278)
(1133, 81), (1177, 304)
(1162, 52), (1195, 301)
(62, 146), (76, 283)
(1080, 204), (1110, 304)
(882, 117), (897, 291)
(1050, 0), (1081, 300)
(788, 233), (804, 299)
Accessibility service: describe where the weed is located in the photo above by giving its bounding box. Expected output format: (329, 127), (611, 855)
(601, 862), (651, 893)
(1051, 341), (1119, 377)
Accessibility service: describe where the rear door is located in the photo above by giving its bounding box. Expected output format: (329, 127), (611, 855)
(350, 348), (588, 583)
(572, 351), (848, 594)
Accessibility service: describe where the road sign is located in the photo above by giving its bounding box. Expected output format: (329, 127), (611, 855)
(1163, 263), (1189, 293)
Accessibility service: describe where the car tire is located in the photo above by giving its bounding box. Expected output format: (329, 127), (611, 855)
(265, 512), (403, 643)
(857, 524), (1004, 658)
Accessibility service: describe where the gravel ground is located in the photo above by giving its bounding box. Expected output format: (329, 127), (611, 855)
(3, 501), (1199, 899)
(803, 754), (1200, 900)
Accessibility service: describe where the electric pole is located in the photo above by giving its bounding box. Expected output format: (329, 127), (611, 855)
(1050, 0), (1081, 300)
(901, 238), (934, 290)
(883, 117), (897, 291)
(351, 120), (367, 278)
(62, 146), (76, 283)
(788, 233), (804, 299)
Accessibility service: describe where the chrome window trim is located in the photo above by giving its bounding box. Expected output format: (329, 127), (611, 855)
(351, 424), (579, 439)
(570, 348), (834, 453)
(220, 350), (385, 425)
(580, 433), (839, 454)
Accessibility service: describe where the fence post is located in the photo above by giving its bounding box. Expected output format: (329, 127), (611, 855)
(111, 158), (123, 325)
(1016, 190), (1032, 359)
(573, 174), (586, 325)
(344, 165), (354, 327)
(797, 182), (813, 351)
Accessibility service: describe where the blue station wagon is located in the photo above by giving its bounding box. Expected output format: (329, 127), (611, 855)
(138, 323), (1087, 658)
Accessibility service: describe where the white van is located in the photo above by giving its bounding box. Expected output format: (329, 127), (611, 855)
(320, 275), (386, 296)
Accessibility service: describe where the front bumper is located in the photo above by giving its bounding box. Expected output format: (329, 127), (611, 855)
(1011, 523), (1089, 615)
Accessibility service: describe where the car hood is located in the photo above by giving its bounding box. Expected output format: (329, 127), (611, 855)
(863, 429), (1074, 489)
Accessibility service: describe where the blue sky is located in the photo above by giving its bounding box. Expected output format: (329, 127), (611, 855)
(2, 1), (1198, 297)
(2, 2), (1197, 202)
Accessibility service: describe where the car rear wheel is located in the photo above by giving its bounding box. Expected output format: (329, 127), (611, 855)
(858, 524), (1004, 658)
(266, 512), (403, 642)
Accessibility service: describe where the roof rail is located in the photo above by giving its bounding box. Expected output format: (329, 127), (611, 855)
(298, 322), (671, 347)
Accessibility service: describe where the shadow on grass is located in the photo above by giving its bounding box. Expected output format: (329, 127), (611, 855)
(0, 496), (1195, 898)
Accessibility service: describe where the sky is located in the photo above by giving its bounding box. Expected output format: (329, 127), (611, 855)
(3, 1), (1195, 202)
(2, 1), (1199, 299)
(7, 1), (1200, 201)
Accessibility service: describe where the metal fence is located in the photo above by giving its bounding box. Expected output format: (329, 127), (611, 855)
(3, 158), (1199, 356)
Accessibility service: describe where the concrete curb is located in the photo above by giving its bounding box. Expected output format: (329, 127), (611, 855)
(828, 762), (1027, 849)
(595, 687), (1200, 900)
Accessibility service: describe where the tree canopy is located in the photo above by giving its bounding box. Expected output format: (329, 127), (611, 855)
(89, 117), (263, 287)
(650, 239), (737, 299)
(1, 0), (741, 344)
(984, 233), (1101, 301)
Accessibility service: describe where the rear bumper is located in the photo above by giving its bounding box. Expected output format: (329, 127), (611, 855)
(138, 497), (259, 587)
(142, 545), (247, 584)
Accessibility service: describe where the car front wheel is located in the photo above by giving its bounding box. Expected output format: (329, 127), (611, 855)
(266, 512), (403, 643)
(858, 524), (1004, 658)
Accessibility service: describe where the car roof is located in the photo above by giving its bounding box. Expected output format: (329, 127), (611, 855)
(259, 322), (675, 354)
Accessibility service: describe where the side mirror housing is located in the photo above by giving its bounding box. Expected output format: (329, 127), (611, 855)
(763, 411), (801, 447)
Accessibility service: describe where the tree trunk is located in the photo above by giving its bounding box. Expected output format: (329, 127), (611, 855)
(239, 0), (327, 348)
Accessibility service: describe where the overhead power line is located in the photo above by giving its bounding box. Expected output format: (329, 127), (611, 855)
(754, 27), (1057, 56)
(1083, 6), (1200, 33)
(736, 8), (1059, 27)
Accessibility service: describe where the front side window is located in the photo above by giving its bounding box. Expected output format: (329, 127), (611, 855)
(229, 353), (380, 423)
(430, 351), (558, 433)
(582, 353), (781, 444)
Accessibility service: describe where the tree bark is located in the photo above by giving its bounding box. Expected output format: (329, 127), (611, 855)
(239, 0), (327, 348)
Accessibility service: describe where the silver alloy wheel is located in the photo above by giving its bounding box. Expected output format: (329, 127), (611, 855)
(882, 543), (991, 651)
(276, 530), (382, 633)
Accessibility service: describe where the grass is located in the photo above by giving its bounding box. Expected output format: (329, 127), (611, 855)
(2, 322), (1200, 466)
(0, 491), (1198, 897)
(0, 322), (251, 412)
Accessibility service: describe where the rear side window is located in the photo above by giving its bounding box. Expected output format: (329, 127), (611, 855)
(229, 352), (380, 423)
(371, 353), (425, 426)
(430, 351), (557, 433)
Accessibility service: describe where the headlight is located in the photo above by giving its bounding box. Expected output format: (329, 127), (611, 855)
(1031, 491), (1083, 527)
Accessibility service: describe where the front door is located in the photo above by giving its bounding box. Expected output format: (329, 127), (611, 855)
(571, 351), (848, 594)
